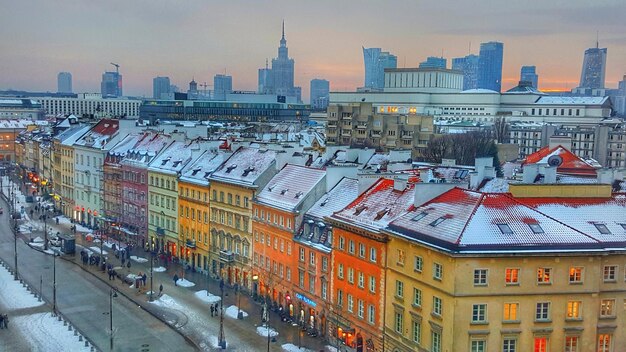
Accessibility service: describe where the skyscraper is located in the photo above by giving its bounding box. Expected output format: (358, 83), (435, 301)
(419, 57), (446, 69)
(452, 55), (479, 90)
(101, 71), (122, 98)
(57, 72), (72, 93)
(579, 43), (607, 89)
(477, 41), (504, 92)
(257, 22), (301, 102)
(363, 47), (397, 90)
(214, 74), (233, 100)
(310, 79), (330, 110)
(520, 66), (539, 88)
(153, 76), (171, 99)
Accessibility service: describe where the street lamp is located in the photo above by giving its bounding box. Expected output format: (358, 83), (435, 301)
(149, 242), (155, 302)
(218, 278), (226, 349)
(108, 287), (119, 352)
(11, 180), (18, 281)
(42, 213), (48, 251)
(53, 249), (58, 316)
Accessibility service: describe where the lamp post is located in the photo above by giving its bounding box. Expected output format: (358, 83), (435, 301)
(11, 180), (18, 280)
(149, 243), (154, 302)
(218, 278), (226, 349)
(43, 213), (48, 250)
(53, 249), (58, 315)
(108, 287), (118, 351)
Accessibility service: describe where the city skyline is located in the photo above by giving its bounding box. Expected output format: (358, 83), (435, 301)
(1, 0), (625, 100)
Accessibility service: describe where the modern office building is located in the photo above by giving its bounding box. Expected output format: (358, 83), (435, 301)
(520, 66), (539, 88)
(419, 56), (446, 69)
(310, 79), (330, 110)
(34, 94), (141, 118)
(153, 76), (171, 99)
(477, 41), (504, 92)
(213, 74), (233, 101)
(101, 70), (123, 98)
(0, 98), (45, 120)
(363, 47), (397, 90)
(257, 22), (301, 102)
(579, 43), (607, 89)
(452, 54), (479, 91)
(57, 72), (73, 94)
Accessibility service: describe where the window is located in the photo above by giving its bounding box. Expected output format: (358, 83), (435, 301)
(431, 330), (441, 352)
(369, 247), (377, 263)
(337, 289), (343, 307)
(564, 336), (578, 352)
(322, 257), (328, 272)
(369, 276), (376, 293)
(600, 299), (615, 317)
(309, 252), (315, 266)
(412, 212), (428, 221)
(429, 216), (447, 227)
(347, 294), (353, 313)
(473, 269), (488, 286)
(394, 312), (403, 333)
(603, 265), (617, 282)
(566, 301), (581, 319)
(535, 302), (550, 321)
(472, 304), (487, 323)
(470, 340), (486, 352)
(397, 249), (405, 265)
(357, 300), (364, 319)
(411, 320), (421, 344)
(414, 256), (423, 272)
(433, 263), (443, 280)
(338, 264), (344, 279)
(503, 303), (518, 321)
(395, 280), (404, 298)
(358, 243), (365, 258)
(569, 267), (583, 283)
(597, 334), (612, 352)
(537, 267), (551, 284)
(505, 268), (519, 284)
(594, 223), (611, 234)
(503, 338), (517, 352)
(358, 272), (364, 288)
(497, 223), (513, 234)
(534, 337), (548, 352)
(528, 223), (544, 234)
(433, 296), (442, 316)
(347, 268), (354, 284)
(413, 288), (422, 307)
(338, 236), (345, 250)
(299, 247), (305, 262)
(348, 240), (355, 254)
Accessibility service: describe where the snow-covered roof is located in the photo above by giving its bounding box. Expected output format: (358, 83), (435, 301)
(107, 133), (143, 159)
(210, 147), (277, 187)
(148, 140), (195, 175)
(460, 89), (499, 94)
(74, 119), (119, 150)
(387, 188), (611, 252)
(307, 177), (359, 220)
(331, 178), (415, 232)
(523, 145), (598, 176)
(535, 96), (609, 105)
(55, 125), (90, 146)
(0, 119), (36, 129)
(120, 133), (172, 167)
(256, 165), (326, 212)
(179, 151), (226, 186)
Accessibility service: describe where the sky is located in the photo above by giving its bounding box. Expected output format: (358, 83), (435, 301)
(1, 0), (625, 101)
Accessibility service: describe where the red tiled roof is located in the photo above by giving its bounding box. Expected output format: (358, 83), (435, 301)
(522, 145), (597, 176)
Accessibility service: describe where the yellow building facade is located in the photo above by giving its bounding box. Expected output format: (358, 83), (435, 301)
(178, 179), (210, 271)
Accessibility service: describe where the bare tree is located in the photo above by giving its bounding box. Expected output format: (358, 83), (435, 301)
(493, 117), (509, 143)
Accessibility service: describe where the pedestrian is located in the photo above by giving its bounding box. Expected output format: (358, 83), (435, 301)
(210, 305), (214, 317)
(214, 303), (219, 316)
(121, 257), (126, 266)
(173, 274), (179, 286)
(2, 314), (7, 329)
(159, 284), (163, 297)
(0, 314), (3, 329)
(142, 273), (147, 286)
(112, 269), (117, 281)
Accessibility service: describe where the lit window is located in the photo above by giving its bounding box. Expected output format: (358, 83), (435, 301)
(473, 269), (488, 286)
(505, 268), (519, 284)
(598, 334), (612, 352)
(471, 304), (487, 323)
(594, 223), (611, 234)
(569, 267), (583, 283)
(566, 301), (581, 319)
(534, 337), (548, 352)
(503, 303), (518, 321)
(564, 336), (578, 352)
(497, 223), (513, 234)
(601, 299), (615, 317)
(537, 267), (551, 284)
(603, 265), (617, 282)
(528, 223), (544, 234)
(535, 302), (550, 321)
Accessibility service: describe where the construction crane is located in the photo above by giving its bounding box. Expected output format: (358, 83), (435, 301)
(110, 62), (120, 74)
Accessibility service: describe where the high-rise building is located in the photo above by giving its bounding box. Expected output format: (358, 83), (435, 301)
(452, 54), (479, 90)
(477, 41), (504, 92)
(257, 22), (301, 102)
(213, 74), (233, 100)
(363, 47), (397, 90)
(419, 56), (446, 69)
(57, 72), (72, 93)
(520, 66), (539, 88)
(152, 76), (171, 99)
(310, 79), (330, 110)
(101, 71), (123, 98)
(579, 43), (607, 89)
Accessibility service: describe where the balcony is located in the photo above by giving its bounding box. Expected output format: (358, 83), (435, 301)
(186, 239), (196, 248)
(156, 227), (165, 236)
(219, 250), (234, 263)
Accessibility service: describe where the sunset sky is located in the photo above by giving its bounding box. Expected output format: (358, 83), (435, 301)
(1, 0), (625, 101)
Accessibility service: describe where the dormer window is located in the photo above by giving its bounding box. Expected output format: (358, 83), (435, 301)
(411, 212), (428, 222)
(172, 160), (182, 167)
(353, 205), (367, 216)
(620, 224), (626, 231)
(280, 189), (289, 195)
(161, 157), (171, 166)
(374, 208), (390, 221)
(242, 166), (255, 177)
(225, 164), (237, 173)
(295, 191), (304, 199)
(594, 223), (611, 235)
(528, 223), (544, 234)
(268, 185), (275, 192)
(191, 167), (201, 176)
(320, 198), (329, 207)
(497, 224), (513, 234)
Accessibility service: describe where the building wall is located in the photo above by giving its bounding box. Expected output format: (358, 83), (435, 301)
(120, 164), (148, 247)
(178, 180), (211, 271)
(147, 170), (179, 255)
(73, 146), (104, 226)
(35, 96), (141, 117)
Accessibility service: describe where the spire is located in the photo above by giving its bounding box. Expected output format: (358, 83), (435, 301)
(279, 20), (287, 47)
(596, 30), (599, 48)
(282, 20), (285, 40)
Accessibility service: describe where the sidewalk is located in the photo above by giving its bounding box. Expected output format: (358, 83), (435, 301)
(4, 177), (333, 351)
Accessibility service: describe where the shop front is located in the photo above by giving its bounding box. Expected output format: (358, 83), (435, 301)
(295, 292), (324, 335)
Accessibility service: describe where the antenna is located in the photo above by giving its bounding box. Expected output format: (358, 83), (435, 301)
(110, 62), (120, 74)
(441, 48), (444, 59)
(468, 41), (472, 55)
(596, 31), (599, 48)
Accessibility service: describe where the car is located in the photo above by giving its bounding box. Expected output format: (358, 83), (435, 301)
(48, 236), (62, 247)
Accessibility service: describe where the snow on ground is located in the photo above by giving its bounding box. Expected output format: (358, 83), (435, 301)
(149, 294), (184, 310)
(282, 343), (315, 352)
(102, 240), (126, 250)
(324, 346), (338, 352)
(127, 274), (141, 280)
(89, 246), (107, 255)
(224, 305), (248, 319)
(0, 264), (44, 309)
(153, 266), (166, 272)
(207, 336), (228, 349)
(55, 216), (91, 233)
(33, 236), (44, 243)
(256, 325), (279, 337)
(12, 313), (90, 351)
(176, 278), (195, 287)
(130, 256), (148, 263)
(194, 290), (221, 304)
(29, 242), (44, 249)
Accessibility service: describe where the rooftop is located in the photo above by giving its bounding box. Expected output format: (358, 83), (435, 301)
(210, 147), (277, 187)
(256, 164), (326, 212)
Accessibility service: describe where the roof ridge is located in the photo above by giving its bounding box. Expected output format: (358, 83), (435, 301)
(455, 190), (485, 245)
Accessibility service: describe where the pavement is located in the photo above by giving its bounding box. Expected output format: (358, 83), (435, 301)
(1, 176), (333, 352)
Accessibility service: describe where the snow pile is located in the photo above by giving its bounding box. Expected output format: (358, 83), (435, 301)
(149, 294), (184, 310)
(194, 290), (221, 304)
(153, 266), (166, 272)
(176, 278), (195, 287)
(0, 265), (44, 309)
(29, 242), (44, 249)
(89, 246), (107, 255)
(224, 305), (248, 319)
(56, 216), (92, 233)
(324, 346), (339, 352)
(282, 344), (315, 352)
(256, 325), (279, 337)
(126, 274), (141, 280)
(12, 313), (91, 351)
(130, 256), (148, 263)
(33, 236), (45, 243)
(207, 336), (228, 349)
(481, 178), (510, 193)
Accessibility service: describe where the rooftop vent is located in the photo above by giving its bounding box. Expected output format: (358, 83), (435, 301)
(281, 188), (289, 195)
(374, 208), (390, 221)
(242, 166), (255, 177)
(225, 164), (237, 173)
(294, 191), (304, 199)
(353, 205), (367, 216)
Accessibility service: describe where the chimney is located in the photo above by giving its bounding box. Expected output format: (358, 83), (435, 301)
(474, 157), (493, 181)
(469, 171), (481, 189)
(413, 183), (458, 207)
(522, 164), (540, 184)
(326, 165), (358, 192)
(541, 164), (557, 184)
(548, 136), (571, 151)
(597, 168), (614, 184)
(358, 174), (380, 194)
(393, 174), (409, 191)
